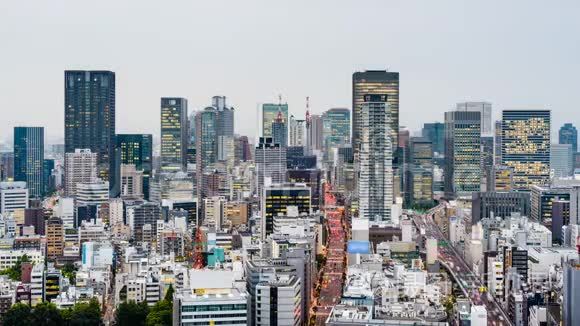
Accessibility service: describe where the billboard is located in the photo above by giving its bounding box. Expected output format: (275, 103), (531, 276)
(347, 240), (370, 254)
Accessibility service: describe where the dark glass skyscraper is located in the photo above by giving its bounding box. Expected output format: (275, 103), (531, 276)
(160, 97), (188, 172)
(116, 134), (153, 199)
(64, 70), (115, 189)
(271, 111), (288, 147)
(559, 123), (578, 153)
(421, 122), (445, 155)
(352, 70), (399, 154)
(14, 127), (44, 198)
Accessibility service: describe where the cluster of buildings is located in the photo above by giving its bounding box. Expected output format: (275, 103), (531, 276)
(1, 67), (579, 326)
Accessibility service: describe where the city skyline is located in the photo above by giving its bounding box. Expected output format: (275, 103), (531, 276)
(2, 1), (580, 144)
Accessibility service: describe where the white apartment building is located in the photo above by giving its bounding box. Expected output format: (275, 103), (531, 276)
(64, 149), (97, 197)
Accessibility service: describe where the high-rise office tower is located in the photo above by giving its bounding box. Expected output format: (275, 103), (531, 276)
(116, 134), (153, 199)
(306, 114), (323, 153)
(64, 149), (97, 197)
(255, 137), (287, 196)
(481, 136), (494, 190)
(160, 97), (188, 172)
(322, 108), (351, 155)
(421, 122), (445, 156)
(195, 107), (218, 203)
(286, 169), (322, 212)
(563, 261), (580, 326)
(0, 153), (14, 181)
(234, 136), (252, 162)
(289, 115), (305, 146)
(357, 94), (393, 224)
(444, 111), (481, 197)
(262, 103), (288, 138)
(262, 183), (311, 238)
(213, 96), (235, 165)
(559, 123), (578, 152)
(352, 70), (399, 154)
(195, 107), (219, 171)
(43, 159), (55, 196)
(64, 70), (115, 190)
(187, 110), (197, 166)
(271, 111), (288, 147)
(255, 275), (302, 326)
(494, 120), (502, 165)
(456, 102), (492, 136)
(501, 110), (551, 190)
(407, 138), (433, 206)
(13, 127), (44, 198)
(551, 143), (574, 178)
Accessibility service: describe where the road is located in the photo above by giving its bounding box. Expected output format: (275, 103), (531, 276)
(312, 184), (347, 326)
(413, 212), (512, 326)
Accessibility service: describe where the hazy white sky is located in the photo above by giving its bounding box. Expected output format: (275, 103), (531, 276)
(1, 0), (580, 145)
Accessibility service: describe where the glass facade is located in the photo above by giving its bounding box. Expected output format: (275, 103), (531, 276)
(444, 111), (481, 197)
(559, 123), (578, 152)
(13, 127), (44, 198)
(322, 108), (350, 157)
(195, 107), (219, 170)
(116, 134), (153, 199)
(64, 70), (115, 186)
(501, 110), (550, 191)
(421, 122), (444, 156)
(352, 71), (399, 154)
(263, 186), (311, 237)
(161, 97), (188, 172)
(262, 103), (288, 138)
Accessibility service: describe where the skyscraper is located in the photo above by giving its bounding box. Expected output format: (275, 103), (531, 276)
(481, 136), (494, 190)
(64, 70), (115, 189)
(563, 261), (580, 326)
(408, 138), (433, 206)
(456, 102), (492, 136)
(322, 108), (351, 154)
(195, 107), (219, 171)
(271, 111), (288, 147)
(262, 183), (310, 238)
(352, 70), (399, 154)
(195, 107), (219, 203)
(501, 110), (550, 190)
(494, 120), (502, 165)
(306, 114), (323, 153)
(357, 94), (393, 224)
(160, 97), (188, 172)
(289, 115), (305, 146)
(255, 137), (287, 196)
(116, 134), (153, 199)
(444, 111), (481, 197)
(559, 123), (578, 152)
(13, 127), (44, 198)
(421, 122), (445, 156)
(551, 143), (573, 178)
(213, 96), (235, 165)
(262, 103), (288, 138)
